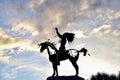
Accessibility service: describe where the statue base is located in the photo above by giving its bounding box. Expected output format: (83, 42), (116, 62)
(47, 76), (85, 80)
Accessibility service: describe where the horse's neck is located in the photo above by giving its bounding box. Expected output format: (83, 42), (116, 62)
(48, 44), (58, 52)
(46, 48), (51, 56)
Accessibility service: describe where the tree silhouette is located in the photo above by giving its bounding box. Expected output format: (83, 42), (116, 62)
(118, 72), (120, 80)
(90, 72), (120, 80)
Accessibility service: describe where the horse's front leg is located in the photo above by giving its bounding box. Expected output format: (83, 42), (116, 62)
(52, 63), (59, 76)
(54, 64), (58, 76)
(52, 63), (55, 77)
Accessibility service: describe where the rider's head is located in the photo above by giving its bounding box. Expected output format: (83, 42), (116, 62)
(63, 32), (75, 43)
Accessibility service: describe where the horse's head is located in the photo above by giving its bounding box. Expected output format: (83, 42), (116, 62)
(38, 42), (48, 52)
(38, 41), (57, 53)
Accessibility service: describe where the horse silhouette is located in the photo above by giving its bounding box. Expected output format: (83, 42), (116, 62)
(39, 41), (89, 76)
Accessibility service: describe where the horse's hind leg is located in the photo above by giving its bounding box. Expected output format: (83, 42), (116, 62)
(73, 62), (79, 76)
(70, 60), (79, 76)
(55, 65), (58, 76)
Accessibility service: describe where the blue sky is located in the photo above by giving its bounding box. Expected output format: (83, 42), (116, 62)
(0, 0), (120, 80)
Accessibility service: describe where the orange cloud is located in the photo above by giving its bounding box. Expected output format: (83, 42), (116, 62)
(0, 51), (11, 63)
(90, 24), (112, 36)
(11, 20), (39, 36)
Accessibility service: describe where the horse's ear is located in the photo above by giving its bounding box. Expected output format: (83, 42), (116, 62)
(39, 43), (48, 52)
(38, 44), (41, 47)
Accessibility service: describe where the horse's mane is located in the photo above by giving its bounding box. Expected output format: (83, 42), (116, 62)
(40, 41), (57, 52)
(45, 42), (56, 49)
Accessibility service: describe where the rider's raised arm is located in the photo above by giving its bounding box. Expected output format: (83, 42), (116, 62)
(55, 28), (62, 38)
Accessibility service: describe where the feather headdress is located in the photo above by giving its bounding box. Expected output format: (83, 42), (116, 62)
(63, 32), (75, 43)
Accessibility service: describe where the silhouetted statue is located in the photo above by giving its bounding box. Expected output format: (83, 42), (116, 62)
(55, 28), (75, 65)
(38, 41), (89, 77)
(38, 28), (90, 77)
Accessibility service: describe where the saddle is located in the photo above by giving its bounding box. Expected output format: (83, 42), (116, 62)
(56, 50), (69, 65)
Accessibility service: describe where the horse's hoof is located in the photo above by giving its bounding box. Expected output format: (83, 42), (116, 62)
(75, 74), (78, 76)
(52, 75), (55, 77)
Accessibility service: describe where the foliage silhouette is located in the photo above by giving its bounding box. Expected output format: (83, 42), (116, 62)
(118, 72), (120, 80)
(90, 72), (120, 80)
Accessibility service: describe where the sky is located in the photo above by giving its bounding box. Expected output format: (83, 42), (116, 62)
(0, 0), (120, 80)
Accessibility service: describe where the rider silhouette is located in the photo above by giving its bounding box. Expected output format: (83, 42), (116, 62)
(55, 28), (75, 65)
(55, 28), (66, 51)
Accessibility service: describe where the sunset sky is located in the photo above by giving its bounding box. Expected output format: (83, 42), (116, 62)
(0, 0), (120, 80)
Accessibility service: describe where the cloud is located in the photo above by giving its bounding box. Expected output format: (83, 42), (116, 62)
(0, 34), (31, 51)
(0, 36), (21, 46)
(80, 0), (90, 10)
(0, 27), (39, 64)
(72, 30), (89, 38)
(0, 0), (120, 80)
(108, 11), (120, 20)
(90, 24), (112, 36)
(29, 0), (85, 31)
(112, 30), (120, 36)
(0, 51), (10, 63)
(0, 35), (32, 64)
(0, 28), (23, 50)
(11, 20), (39, 36)
(90, 24), (120, 37)
(88, 0), (120, 11)
(22, 0), (90, 41)
(3, 0), (112, 42)
(0, 53), (50, 80)
(28, 0), (45, 11)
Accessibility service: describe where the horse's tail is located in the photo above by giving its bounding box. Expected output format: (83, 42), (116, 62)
(69, 51), (80, 62)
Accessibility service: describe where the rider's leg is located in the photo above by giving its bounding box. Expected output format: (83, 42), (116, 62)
(56, 51), (60, 65)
